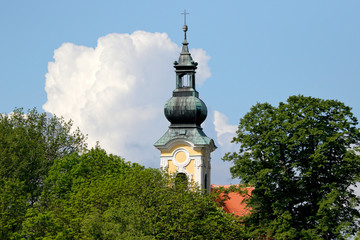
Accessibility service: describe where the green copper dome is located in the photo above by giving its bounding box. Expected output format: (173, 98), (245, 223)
(164, 96), (207, 127)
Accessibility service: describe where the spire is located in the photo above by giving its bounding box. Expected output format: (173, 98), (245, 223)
(176, 24), (195, 66)
(175, 10), (196, 67)
(182, 24), (189, 51)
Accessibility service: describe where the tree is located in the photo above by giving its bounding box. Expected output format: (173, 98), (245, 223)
(0, 108), (87, 238)
(0, 178), (29, 239)
(22, 148), (245, 239)
(0, 108), (87, 202)
(223, 95), (360, 239)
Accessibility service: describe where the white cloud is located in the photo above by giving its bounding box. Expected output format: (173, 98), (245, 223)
(43, 31), (211, 168)
(190, 48), (211, 86)
(213, 110), (238, 153)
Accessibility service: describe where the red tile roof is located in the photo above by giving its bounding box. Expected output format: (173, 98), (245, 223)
(211, 184), (254, 217)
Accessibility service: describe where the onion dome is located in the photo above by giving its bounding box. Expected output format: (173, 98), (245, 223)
(165, 96), (207, 127)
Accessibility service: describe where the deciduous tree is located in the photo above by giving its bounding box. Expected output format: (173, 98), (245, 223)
(224, 95), (360, 239)
(0, 108), (87, 238)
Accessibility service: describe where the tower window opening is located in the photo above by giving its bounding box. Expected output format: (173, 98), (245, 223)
(180, 74), (192, 88)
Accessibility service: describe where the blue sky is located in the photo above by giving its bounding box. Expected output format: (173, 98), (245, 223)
(1, 1), (360, 185)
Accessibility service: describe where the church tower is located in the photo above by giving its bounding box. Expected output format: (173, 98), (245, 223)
(154, 23), (216, 192)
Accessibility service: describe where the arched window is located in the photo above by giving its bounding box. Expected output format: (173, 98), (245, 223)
(175, 172), (188, 190)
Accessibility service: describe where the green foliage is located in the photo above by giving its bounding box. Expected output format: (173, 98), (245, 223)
(223, 95), (360, 239)
(355, 231), (360, 240)
(21, 148), (244, 239)
(0, 108), (87, 202)
(0, 108), (87, 239)
(0, 108), (244, 239)
(0, 178), (29, 239)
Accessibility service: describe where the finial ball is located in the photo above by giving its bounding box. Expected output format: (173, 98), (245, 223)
(183, 25), (188, 32)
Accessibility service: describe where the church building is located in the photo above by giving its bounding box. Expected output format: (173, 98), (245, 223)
(154, 23), (216, 192)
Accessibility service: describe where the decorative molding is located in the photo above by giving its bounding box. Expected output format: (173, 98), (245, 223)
(194, 157), (203, 169)
(160, 156), (169, 169)
(157, 138), (195, 152)
(172, 148), (190, 167)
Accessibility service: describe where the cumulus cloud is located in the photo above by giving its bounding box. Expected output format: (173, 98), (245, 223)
(213, 110), (238, 153)
(190, 48), (211, 86)
(43, 31), (211, 168)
